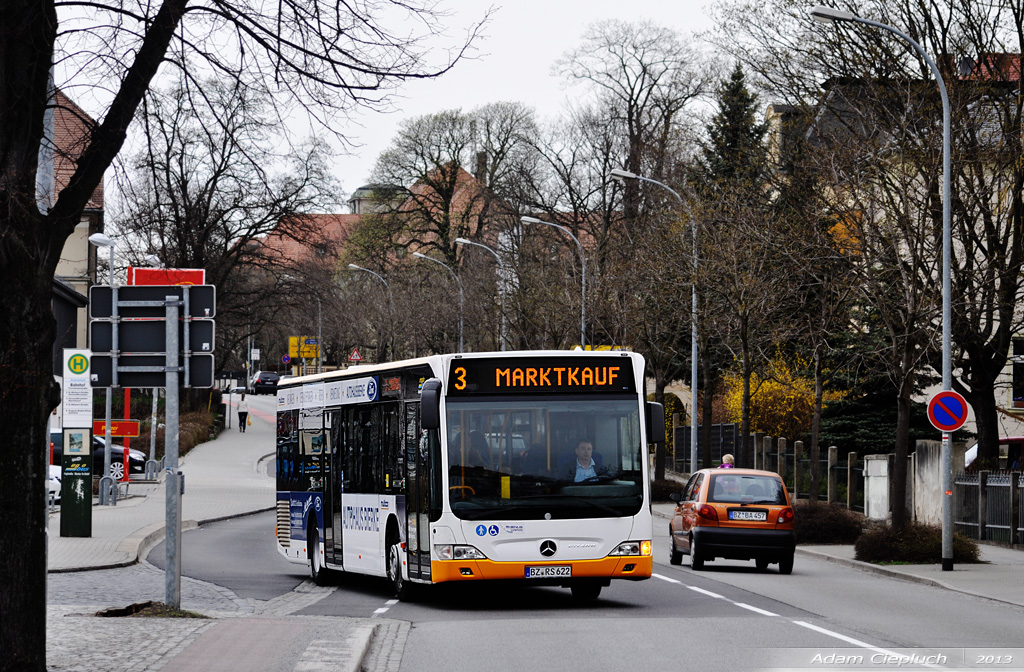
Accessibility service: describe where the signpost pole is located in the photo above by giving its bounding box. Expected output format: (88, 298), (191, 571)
(164, 296), (182, 610)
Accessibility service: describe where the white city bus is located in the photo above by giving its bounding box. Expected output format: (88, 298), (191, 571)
(275, 350), (664, 600)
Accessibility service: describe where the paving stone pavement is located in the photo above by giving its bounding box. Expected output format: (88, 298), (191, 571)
(44, 396), (388, 672)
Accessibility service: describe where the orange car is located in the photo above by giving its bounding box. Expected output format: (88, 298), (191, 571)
(668, 468), (796, 574)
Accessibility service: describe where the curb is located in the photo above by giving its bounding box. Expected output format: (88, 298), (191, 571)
(48, 506), (276, 574)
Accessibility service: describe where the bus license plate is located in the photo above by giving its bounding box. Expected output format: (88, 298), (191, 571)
(525, 565), (571, 578)
(730, 510), (767, 521)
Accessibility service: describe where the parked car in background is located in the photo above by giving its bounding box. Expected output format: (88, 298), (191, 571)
(251, 371), (280, 395)
(49, 433), (147, 481)
(668, 468), (796, 574)
(47, 465), (61, 503)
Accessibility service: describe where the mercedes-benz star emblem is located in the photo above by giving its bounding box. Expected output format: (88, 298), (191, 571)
(540, 540), (557, 557)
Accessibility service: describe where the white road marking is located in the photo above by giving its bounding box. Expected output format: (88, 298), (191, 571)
(687, 586), (725, 599)
(652, 573), (682, 584)
(734, 602), (778, 616)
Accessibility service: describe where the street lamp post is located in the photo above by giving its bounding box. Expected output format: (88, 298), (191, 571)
(413, 252), (464, 352)
(455, 237), (508, 351)
(520, 216), (587, 347)
(88, 232), (116, 505)
(348, 264), (394, 359)
(810, 5), (953, 570)
(611, 169), (698, 474)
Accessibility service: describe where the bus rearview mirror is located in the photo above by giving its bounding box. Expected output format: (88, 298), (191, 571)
(421, 378), (442, 430)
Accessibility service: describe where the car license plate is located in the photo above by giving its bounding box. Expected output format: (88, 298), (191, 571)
(525, 565), (571, 578)
(730, 510), (767, 521)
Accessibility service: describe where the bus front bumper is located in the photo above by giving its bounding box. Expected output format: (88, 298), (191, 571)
(430, 555), (652, 583)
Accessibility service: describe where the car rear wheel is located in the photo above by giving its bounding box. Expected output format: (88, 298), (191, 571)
(110, 461), (125, 481)
(755, 557), (770, 571)
(689, 535), (705, 571)
(778, 553), (794, 575)
(669, 534), (683, 566)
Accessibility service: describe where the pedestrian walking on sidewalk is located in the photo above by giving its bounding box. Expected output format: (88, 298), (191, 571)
(238, 393), (250, 432)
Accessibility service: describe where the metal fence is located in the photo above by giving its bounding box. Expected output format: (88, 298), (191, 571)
(672, 429), (866, 512)
(954, 471), (1023, 544)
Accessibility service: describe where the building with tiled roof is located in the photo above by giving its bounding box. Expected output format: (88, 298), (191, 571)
(48, 90), (106, 370)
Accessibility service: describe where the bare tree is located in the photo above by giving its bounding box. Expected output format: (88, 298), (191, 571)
(0, 1), (486, 666)
(710, 0), (1024, 512)
(556, 19), (709, 220)
(113, 77), (341, 371)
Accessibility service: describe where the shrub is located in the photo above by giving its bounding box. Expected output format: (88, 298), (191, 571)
(854, 521), (981, 564)
(794, 501), (864, 545)
(651, 479), (685, 502)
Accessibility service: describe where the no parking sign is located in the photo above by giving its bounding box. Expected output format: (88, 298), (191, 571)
(927, 390), (969, 432)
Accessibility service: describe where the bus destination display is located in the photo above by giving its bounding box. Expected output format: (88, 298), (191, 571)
(447, 356), (636, 395)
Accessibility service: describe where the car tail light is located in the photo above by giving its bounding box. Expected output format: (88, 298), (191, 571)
(777, 508), (794, 524)
(697, 504), (718, 521)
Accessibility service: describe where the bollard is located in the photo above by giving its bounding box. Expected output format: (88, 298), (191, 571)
(793, 441), (804, 500)
(828, 446), (838, 504)
(98, 476), (117, 505)
(1010, 472), (1020, 546)
(978, 470), (989, 541)
(847, 451), (857, 510)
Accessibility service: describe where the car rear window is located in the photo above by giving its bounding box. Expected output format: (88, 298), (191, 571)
(708, 474), (786, 504)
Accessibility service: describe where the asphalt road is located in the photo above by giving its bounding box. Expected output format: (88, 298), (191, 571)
(147, 511), (1024, 671)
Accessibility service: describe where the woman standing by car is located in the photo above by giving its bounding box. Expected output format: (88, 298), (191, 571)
(237, 393), (250, 433)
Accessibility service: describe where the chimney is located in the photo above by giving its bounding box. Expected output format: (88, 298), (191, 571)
(475, 151), (488, 186)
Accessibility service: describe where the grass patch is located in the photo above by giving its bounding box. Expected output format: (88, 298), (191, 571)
(794, 501), (864, 545)
(854, 521), (981, 564)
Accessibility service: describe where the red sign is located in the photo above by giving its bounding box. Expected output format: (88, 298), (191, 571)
(348, 348), (362, 362)
(927, 390), (969, 432)
(127, 267), (206, 286)
(93, 420), (141, 438)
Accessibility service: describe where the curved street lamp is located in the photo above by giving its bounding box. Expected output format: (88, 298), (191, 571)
(810, 4), (953, 570)
(520, 216), (586, 347)
(413, 252), (465, 352)
(455, 237), (507, 351)
(611, 168), (698, 475)
(348, 263), (395, 360)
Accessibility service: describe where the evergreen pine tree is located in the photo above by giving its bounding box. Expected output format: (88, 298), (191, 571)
(702, 62), (768, 184)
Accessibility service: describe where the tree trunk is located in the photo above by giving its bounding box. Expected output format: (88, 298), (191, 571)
(653, 383), (666, 481)
(0, 230), (60, 671)
(809, 347), (823, 502)
(965, 383), (1001, 471)
(739, 319), (751, 468)
(892, 379), (912, 530)
(701, 345), (716, 470)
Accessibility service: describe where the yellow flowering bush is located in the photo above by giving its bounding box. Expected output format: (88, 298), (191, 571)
(722, 356), (846, 440)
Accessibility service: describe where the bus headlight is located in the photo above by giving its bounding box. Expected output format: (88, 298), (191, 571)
(434, 544), (487, 560)
(608, 540), (652, 557)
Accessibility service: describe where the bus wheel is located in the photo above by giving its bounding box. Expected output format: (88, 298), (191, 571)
(308, 525), (329, 586)
(570, 580), (602, 601)
(387, 532), (412, 601)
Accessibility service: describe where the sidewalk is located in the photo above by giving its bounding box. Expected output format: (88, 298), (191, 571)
(46, 396), (375, 672)
(652, 501), (1024, 608)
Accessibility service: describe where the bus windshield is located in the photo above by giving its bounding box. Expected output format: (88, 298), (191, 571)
(445, 394), (645, 520)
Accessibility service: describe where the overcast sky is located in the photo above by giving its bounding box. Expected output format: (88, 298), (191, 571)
(332, 0), (718, 205)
